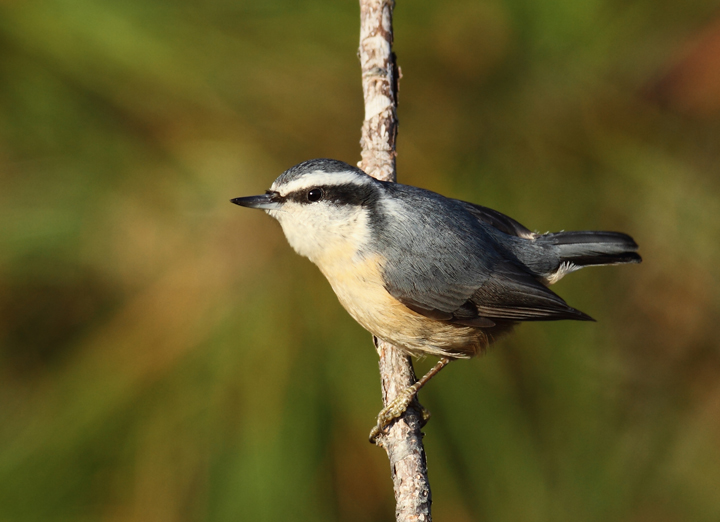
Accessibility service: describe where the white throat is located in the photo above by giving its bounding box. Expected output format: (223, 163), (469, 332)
(269, 202), (373, 269)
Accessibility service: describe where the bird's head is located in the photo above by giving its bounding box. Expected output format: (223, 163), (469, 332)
(232, 159), (382, 262)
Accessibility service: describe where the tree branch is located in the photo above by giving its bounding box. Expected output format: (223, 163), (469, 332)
(358, 1), (433, 520)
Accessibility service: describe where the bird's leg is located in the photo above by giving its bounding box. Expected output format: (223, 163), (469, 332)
(369, 357), (452, 443)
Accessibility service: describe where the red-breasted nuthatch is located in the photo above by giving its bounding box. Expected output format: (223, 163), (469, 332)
(232, 159), (641, 441)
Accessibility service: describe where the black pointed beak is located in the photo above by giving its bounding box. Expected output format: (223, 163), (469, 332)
(230, 193), (282, 210)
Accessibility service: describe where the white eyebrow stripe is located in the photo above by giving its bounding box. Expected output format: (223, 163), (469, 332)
(272, 171), (372, 195)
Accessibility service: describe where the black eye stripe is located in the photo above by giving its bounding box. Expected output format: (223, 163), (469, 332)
(285, 183), (378, 206)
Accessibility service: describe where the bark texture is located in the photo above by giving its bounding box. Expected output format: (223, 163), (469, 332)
(358, 1), (433, 520)
(359, 0), (398, 183)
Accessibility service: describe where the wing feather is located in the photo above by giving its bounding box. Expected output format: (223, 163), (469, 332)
(455, 200), (535, 238)
(379, 189), (592, 326)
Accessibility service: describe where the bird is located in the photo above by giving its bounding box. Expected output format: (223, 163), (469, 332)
(231, 158), (641, 441)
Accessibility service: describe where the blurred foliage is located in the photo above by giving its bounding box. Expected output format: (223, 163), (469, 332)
(1, 0), (719, 521)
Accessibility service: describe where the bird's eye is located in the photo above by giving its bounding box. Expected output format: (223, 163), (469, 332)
(307, 188), (324, 202)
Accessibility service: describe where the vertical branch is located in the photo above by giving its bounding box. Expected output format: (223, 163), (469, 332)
(358, 1), (433, 521)
(359, 0), (398, 183)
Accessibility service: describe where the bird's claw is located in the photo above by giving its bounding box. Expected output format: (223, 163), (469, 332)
(368, 386), (430, 444)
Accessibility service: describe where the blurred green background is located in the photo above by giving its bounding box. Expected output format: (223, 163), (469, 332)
(1, 0), (720, 521)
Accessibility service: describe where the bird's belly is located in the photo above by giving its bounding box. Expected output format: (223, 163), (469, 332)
(318, 253), (487, 359)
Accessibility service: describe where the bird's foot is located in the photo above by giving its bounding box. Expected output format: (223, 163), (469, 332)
(368, 357), (451, 445)
(368, 382), (428, 444)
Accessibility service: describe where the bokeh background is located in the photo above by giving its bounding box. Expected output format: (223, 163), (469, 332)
(2, 0), (720, 520)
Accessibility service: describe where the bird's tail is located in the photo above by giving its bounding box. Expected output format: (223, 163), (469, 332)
(540, 231), (642, 267)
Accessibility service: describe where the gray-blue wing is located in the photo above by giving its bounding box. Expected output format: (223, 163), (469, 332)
(454, 200), (534, 238)
(379, 190), (592, 326)
(385, 256), (592, 326)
